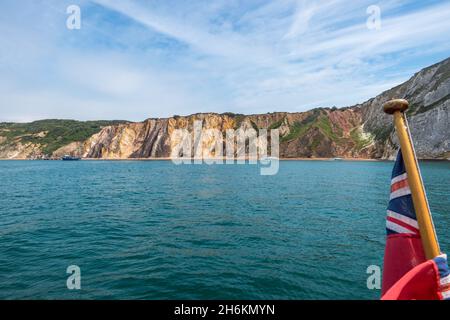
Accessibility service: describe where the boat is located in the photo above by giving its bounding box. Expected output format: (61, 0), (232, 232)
(61, 155), (81, 161)
(333, 157), (343, 161)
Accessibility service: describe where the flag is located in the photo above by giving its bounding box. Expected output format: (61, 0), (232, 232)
(381, 150), (450, 300)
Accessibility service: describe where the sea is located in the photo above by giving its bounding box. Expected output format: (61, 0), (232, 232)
(0, 160), (449, 300)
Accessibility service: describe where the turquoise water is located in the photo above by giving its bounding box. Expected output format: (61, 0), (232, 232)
(0, 160), (449, 300)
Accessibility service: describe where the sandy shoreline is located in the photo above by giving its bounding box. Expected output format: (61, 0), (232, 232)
(0, 157), (387, 162)
(1, 157), (448, 161)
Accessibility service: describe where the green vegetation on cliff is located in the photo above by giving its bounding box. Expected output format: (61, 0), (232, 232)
(280, 122), (310, 142)
(268, 118), (284, 130)
(350, 128), (373, 151)
(315, 116), (340, 142)
(280, 110), (322, 142)
(280, 110), (345, 145)
(0, 119), (127, 155)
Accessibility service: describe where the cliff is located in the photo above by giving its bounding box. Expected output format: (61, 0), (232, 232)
(359, 57), (450, 159)
(0, 120), (128, 159)
(1, 57), (449, 160)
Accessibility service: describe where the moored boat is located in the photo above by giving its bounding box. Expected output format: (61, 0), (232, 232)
(61, 155), (81, 161)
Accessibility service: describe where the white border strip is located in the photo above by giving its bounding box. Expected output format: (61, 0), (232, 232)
(391, 172), (408, 185)
(390, 187), (411, 200)
(440, 275), (450, 286)
(387, 210), (418, 229)
(386, 220), (415, 234)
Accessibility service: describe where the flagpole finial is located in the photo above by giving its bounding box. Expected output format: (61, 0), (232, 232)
(383, 99), (409, 114)
(383, 98), (441, 260)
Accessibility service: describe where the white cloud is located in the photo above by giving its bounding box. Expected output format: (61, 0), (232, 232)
(0, 0), (449, 121)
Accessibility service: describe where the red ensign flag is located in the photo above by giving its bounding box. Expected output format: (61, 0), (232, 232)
(381, 150), (450, 300)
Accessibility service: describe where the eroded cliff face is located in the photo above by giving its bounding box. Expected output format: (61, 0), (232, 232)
(76, 107), (377, 159)
(1, 58), (449, 160)
(0, 140), (43, 159)
(82, 114), (237, 158)
(74, 58), (450, 159)
(0, 120), (127, 159)
(359, 57), (450, 159)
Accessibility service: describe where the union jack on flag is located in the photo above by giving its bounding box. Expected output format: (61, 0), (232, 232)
(386, 152), (419, 235)
(382, 150), (450, 300)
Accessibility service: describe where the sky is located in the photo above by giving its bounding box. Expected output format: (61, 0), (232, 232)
(0, 0), (449, 122)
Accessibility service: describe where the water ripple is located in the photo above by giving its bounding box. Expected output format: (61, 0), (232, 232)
(0, 160), (449, 299)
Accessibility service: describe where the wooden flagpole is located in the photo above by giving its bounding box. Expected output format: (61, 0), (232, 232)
(383, 99), (440, 260)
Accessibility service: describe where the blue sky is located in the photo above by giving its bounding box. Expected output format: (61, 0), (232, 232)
(0, 0), (449, 122)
